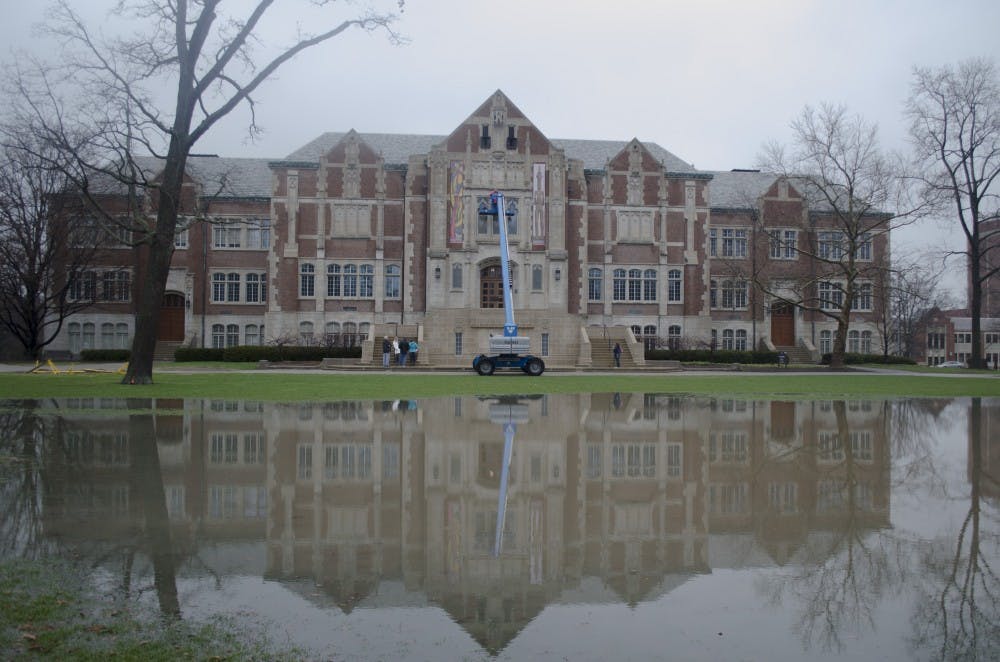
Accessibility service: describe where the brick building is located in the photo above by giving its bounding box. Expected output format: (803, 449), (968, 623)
(54, 91), (889, 366)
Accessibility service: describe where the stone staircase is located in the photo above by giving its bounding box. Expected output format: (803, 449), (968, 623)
(154, 340), (182, 361)
(774, 345), (815, 365)
(588, 329), (638, 368)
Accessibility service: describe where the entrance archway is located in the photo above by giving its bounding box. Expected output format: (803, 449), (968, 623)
(157, 292), (185, 341)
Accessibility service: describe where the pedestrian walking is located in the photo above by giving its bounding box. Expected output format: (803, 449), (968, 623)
(398, 337), (409, 366)
(382, 336), (392, 369)
(408, 339), (419, 366)
(613, 342), (622, 368)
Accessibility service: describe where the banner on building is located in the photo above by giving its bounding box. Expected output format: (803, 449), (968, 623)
(532, 163), (546, 246)
(449, 161), (465, 244)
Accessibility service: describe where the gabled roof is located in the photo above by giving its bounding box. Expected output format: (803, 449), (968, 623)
(706, 170), (780, 210)
(282, 132), (697, 173)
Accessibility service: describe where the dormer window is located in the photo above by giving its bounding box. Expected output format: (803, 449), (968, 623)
(506, 126), (517, 150)
(480, 125), (491, 149)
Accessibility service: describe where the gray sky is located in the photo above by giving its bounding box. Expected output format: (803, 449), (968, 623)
(3, 0), (999, 300)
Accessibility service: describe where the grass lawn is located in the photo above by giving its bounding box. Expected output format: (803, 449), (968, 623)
(1, 370), (999, 401)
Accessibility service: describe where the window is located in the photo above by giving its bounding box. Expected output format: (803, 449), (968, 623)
(541, 332), (549, 356)
(327, 264), (341, 297)
(245, 273), (266, 303)
(721, 228), (747, 258)
(820, 330), (832, 354)
(385, 264), (400, 298)
(343, 264), (357, 297)
(818, 231), (844, 260)
(532, 265), (543, 291)
(477, 195), (518, 236)
(174, 226), (189, 249)
(245, 219), (271, 249)
(68, 271), (96, 301)
(212, 324), (225, 348)
(213, 223), (242, 249)
(82, 323), (95, 349)
(849, 330), (860, 353)
(819, 281), (844, 310)
(928, 332), (946, 349)
(455, 332), (463, 355)
(768, 229), (797, 259)
(226, 324), (239, 347)
(709, 228), (718, 257)
(861, 330), (872, 354)
(300, 263), (315, 297)
(668, 325), (681, 350)
(227, 272), (240, 302)
(857, 233), (872, 261)
(115, 323), (129, 348)
(359, 264), (374, 298)
(69, 323), (81, 354)
(299, 321), (314, 345)
(735, 329), (747, 351)
(245, 324), (260, 346)
(101, 323), (114, 348)
(212, 274), (226, 302)
(853, 282), (872, 311)
(451, 264), (463, 290)
(667, 269), (682, 302)
(714, 279), (748, 310)
(613, 268), (656, 302)
(588, 267), (603, 302)
(722, 329), (735, 350)
(643, 269), (657, 301)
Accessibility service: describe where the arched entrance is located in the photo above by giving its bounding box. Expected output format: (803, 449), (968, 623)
(480, 264), (504, 308)
(157, 292), (185, 341)
(770, 302), (795, 346)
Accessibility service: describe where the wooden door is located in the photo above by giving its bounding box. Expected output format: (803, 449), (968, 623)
(480, 265), (504, 309)
(157, 292), (185, 341)
(771, 303), (794, 346)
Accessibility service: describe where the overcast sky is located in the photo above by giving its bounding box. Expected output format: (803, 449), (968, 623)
(3, 0), (999, 300)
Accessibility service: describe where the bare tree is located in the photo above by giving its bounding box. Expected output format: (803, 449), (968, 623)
(907, 58), (1000, 369)
(6, 0), (405, 383)
(760, 104), (918, 368)
(0, 139), (104, 359)
(871, 253), (950, 360)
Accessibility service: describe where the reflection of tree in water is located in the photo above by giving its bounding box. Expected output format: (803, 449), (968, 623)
(755, 400), (911, 653)
(910, 398), (1000, 661)
(0, 402), (51, 558)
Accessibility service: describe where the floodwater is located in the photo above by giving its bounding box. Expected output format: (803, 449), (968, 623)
(1, 393), (998, 661)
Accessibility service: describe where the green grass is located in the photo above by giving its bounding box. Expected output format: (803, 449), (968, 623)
(0, 559), (299, 660)
(1, 371), (998, 401)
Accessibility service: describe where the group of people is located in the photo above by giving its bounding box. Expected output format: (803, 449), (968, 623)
(382, 336), (419, 368)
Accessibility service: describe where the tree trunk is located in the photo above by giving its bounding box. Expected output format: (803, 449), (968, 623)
(831, 313), (849, 369)
(122, 136), (188, 384)
(969, 244), (985, 369)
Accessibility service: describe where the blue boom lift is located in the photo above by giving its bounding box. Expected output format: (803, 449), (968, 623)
(471, 191), (545, 376)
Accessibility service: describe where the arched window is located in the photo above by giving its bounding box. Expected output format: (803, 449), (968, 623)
(212, 273), (226, 302)
(628, 269), (642, 301)
(532, 265), (543, 291)
(327, 264), (341, 297)
(212, 324), (225, 348)
(820, 330), (832, 354)
(226, 324), (239, 347)
(668, 325), (681, 350)
(588, 267), (603, 302)
(643, 269), (657, 301)
(630, 325), (641, 340)
(227, 273), (240, 302)
(667, 269), (682, 302)
(343, 322), (358, 347)
(643, 324), (657, 351)
(385, 264), (400, 298)
(735, 329), (747, 351)
(300, 263), (315, 297)
(343, 264), (358, 297)
(115, 323), (129, 348)
(245, 324), (259, 346)
(359, 323), (370, 343)
(722, 329), (735, 350)
(69, 322), (81, 354)
(861, 330), (872, 354)
(299, 321), (314, 345)
(848, 329), (860, 353)
(359, 264), (374, 297)
(325, 321), (340, 346)
(480, 264), (503, 308)
(613, 269), (627, 301)
(101, 323), (115, 348)
(82, 323), (95, 350)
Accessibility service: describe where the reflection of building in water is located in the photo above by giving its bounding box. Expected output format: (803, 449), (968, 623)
(40, 394), (892, 654)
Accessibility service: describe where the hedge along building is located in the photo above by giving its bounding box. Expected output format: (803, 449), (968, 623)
(54, 91), (889, 365)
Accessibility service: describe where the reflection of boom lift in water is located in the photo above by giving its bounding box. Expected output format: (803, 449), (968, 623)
(487, 397), (530, 557)
(471, 191), (545, 377)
